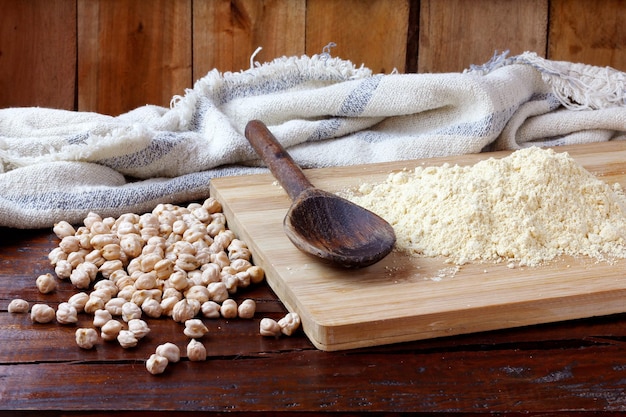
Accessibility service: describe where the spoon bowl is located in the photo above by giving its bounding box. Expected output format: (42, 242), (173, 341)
(244, 120), (396, 268)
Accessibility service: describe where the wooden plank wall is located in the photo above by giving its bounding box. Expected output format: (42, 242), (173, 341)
(1, 0), (625, 116)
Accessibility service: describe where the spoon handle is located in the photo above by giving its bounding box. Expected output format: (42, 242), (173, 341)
(244, 120), (313, 201)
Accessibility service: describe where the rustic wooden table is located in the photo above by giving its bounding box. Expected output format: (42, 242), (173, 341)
(1, 226), (626, 416)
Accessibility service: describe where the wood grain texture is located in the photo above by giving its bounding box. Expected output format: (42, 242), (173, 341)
(77, 0), (192, 115)
(211, 142), (626, 351)
(3, 215), (626, 412)
(193, 0), (306, 77)
(418, 0), (548, 73)
(549, 0), (626, 71)
(4, 0), (626, 111)
(2, 345), (626, 412)
(305, 0), (410, 73)
(0, 0), (76, 110)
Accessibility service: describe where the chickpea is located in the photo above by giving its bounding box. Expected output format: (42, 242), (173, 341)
(172, 299), (200, 323)
(76, 328), (99, 349)
(100, 319), (123, 341)
(201, 301), (221, 319)
(128, 319), (151, 339)
(101, 243), (122, 261)
(146, 354), (168, 375)
(219, 299), (238, 319)
(131, 289), (161, 307)
(183, 319), (208, 339)
(93, 309), (113, 327)
(237, 299), (256, 319)
(105, 297), (126, 316)
(56, 302), (78, 324)
(53, 220), (76, 239)
(30, 304), (56, 324)
(67, 292), (89, 312)
(90, 234), (119, 251)
(69, 268), (91, 290)
(84, 249), (106, 267)
(84, 295), (105, 314)
(202, 197), (222, 214)
(160, 296), (179, 317)
(121, 301), (142, 322)
(207, 282), (229, 303)
(36, 273), (57, 294)
(54, 259), (73, 280)
(247, 265), (265, 284)
(83, 212), (102, 229)
(184, 285), (210, 304)
(278, 312), (301, 336)
(134, 272), (158, 290)
(155, 342), (180, 363)
(153, 259), (174, 280)
(48, 247), (68, 265)
(8, 298), (29, 314)
(117, 330), (138, 349)
(59, 235), (80, 254)
(99, 260), (124, 279)
(259, 318), (281, 338)
(186, 339), (207, 361)
(141, 298), (163, 318)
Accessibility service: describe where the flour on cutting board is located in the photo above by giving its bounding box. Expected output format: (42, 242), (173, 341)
(344, 147), (626, 267)
(382, 262), (460, 282)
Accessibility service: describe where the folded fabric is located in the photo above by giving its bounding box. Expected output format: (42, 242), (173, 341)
(1, 50), (625, 229)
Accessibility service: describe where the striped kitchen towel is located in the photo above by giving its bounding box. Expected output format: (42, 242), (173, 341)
(1, 49), (625, 228)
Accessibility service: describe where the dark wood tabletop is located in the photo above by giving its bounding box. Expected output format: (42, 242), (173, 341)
(2, 226), (626, 416)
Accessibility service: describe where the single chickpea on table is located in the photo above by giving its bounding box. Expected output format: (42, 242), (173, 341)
(8, 298), (29, 314)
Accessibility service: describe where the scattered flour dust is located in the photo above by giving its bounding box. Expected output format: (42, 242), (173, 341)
(344, 147), (626, 267)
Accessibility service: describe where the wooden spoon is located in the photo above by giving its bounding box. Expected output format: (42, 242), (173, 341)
(244, 120), (396, 268)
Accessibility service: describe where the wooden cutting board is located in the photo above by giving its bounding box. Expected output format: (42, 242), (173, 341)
(210, 142), (626, 351)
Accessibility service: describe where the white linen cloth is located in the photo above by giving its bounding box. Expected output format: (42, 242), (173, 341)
(1, 49), (625, 229)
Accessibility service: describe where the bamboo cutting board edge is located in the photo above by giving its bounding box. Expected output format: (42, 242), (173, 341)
(211, 142), (626, 351)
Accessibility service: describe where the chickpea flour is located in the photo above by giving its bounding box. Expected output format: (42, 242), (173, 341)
(345, 147), (626, 267)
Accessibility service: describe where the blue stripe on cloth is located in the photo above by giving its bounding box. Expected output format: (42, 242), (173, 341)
(2, 167), (265, 211)
(306, 118), (343, 142)
(97, 132), (180, 169)
(67, 133), (90, 145)
(431, 93), (561, 138)
(189, 96), (212, 131)
(432, 109), (514, 138)
(217, 73), (309, 106)
(337, 75), (383, 117)
(532, 92), (563, 110)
